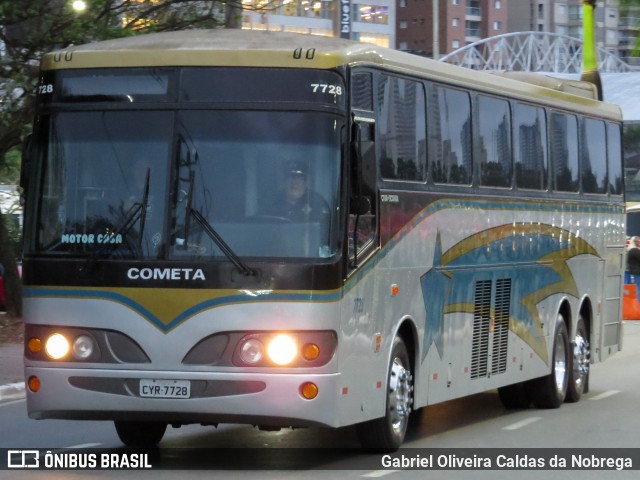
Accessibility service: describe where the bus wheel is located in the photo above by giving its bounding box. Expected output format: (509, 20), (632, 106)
(530, 315), (569, 409)
(356, 336), (413, 451)
(114, 421), (167, 447)
(566, 316), (590, 403)
(498, 382), (531, 409)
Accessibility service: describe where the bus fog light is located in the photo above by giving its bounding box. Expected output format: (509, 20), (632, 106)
(27, 337), (42, 353)
(240, 338), (264, 364)
(267, 334), (297, 366)
(72, 335), (95, 360)
(300, 382), (318, 399)
(45, 333), (70, 360)
(28, 376), (41, 393)
(301, 343), (320, 361)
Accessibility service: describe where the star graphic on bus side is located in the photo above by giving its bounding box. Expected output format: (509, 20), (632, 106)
(416, 223), (599, 365)
(420, 232), (452, 361)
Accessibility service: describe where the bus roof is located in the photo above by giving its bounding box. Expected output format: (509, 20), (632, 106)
(42, 29), (622, 120)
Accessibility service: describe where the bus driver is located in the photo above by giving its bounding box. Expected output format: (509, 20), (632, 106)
(268, 162), (330, 222)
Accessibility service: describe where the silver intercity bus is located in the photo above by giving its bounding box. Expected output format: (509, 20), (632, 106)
(21, 30), (624, 450)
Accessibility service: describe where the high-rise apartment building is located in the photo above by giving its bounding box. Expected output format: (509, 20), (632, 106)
(508, 1), (623, 55)
(240, 0), (396, 48)
(395, 1), (637, 66)
(396, 0), (507, 58)
(619, 1), (640, 66)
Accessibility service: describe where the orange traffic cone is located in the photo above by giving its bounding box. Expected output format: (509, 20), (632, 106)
(623, 283), (640, 320)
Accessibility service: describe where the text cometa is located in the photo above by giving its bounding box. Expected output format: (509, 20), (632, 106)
(127, 268), (206, 281)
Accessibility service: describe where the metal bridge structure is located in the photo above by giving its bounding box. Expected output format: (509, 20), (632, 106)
(440, 31), (635, 73)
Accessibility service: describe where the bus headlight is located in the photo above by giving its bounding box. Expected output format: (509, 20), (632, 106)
(239, 338), (264, 364)
(45, 333), (70, 360)
(267, 334), (297, 366)
(24, 325), (120, 363)
(72, 335), (96, 360)
(230, 331), (337, 367)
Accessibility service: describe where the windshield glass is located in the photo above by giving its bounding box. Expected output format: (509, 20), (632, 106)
(172, 111), (342, 260)
(34, 111), (172, 258)
(31, 110), (342, 260)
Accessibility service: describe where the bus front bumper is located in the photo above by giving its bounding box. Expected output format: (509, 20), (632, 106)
(25, 366), (344, 428)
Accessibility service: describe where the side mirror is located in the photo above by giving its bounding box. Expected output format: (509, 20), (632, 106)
(350, 195), (371, 215)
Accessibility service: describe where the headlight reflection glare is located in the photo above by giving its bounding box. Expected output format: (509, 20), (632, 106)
(45, 333), (70, 360)
(267, 334), (297, 366)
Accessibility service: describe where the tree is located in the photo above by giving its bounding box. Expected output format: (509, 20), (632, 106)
(0, 0), (247, 316)
(0, 0), (246, 160)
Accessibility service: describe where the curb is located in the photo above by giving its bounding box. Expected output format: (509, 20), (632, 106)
(0, 381), (26, 402)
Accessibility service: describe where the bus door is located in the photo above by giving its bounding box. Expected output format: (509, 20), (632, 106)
(338, 70), (383, 419)
(600, 247), (624, 361)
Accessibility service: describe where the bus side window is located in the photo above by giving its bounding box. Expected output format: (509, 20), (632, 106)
(349, 71), (377, 265)
(351, 72), (373, 111)
(376, 75), (427, 182)
(513, 103), (548, 190)
(477, 95), (512, 188)
(581, 118), (607, 194)
(348, 202), (375, 262)
(430, 85), (472, 185)
(607, 122), (623, 195)
(551, 112), (580, 193)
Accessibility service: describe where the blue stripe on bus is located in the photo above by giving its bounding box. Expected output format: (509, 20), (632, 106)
(22, 287), (343, 332)
(23, 197), (623, 331)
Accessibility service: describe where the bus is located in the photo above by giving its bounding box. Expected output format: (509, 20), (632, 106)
(21, 29), (625, 451)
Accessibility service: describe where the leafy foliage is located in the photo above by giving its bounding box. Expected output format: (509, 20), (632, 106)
(0, 1), (238, 161)
(0, 0), (244, 316)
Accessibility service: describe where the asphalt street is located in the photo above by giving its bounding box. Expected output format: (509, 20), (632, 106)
(0, 313), (23, 401)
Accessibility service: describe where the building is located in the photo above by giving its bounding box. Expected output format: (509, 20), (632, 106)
(508, 1), (635, 63)
(619, 1), (640, 66)
(394, 1), (638, 65)
(508, 1), (618, 51)
(240, 0), (396, 48)
(396, 0), (508, 58)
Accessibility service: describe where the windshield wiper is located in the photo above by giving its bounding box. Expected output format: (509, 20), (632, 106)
(82, 168), (150, 269)
(188, 207), (256, 277)
(117, 168), (150, 245)
(183, 172), (255, 276)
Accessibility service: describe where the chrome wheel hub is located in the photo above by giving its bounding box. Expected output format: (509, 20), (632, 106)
(573, 333), (590, 387)
(554, 330), (568, 393)
(388, 357), (413, 436)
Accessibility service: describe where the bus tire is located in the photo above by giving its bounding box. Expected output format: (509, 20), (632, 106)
(356, 336), (413, 452)
(565, 315), (590, 403)
(498, 382), (531, 409)
(530, 315), (569, 409)
(114, 421), (167, 447)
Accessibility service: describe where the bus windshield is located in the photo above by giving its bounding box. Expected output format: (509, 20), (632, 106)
(32, 110), (343, 261)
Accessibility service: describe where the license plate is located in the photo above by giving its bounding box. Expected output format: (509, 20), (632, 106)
(140, 379), (191, 398)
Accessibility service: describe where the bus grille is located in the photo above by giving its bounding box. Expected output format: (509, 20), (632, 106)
(471, 278), (511, 379)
